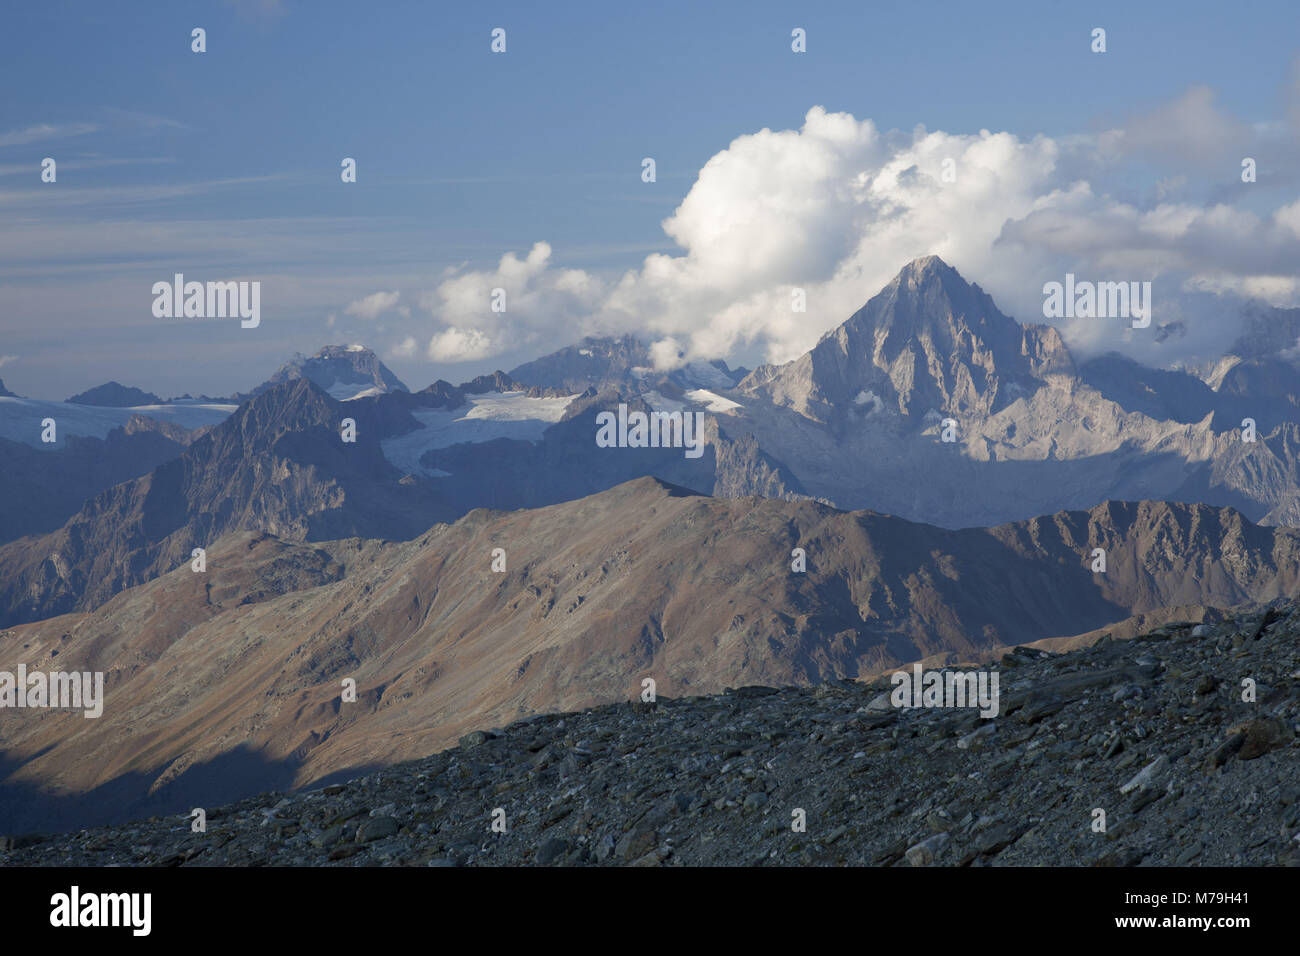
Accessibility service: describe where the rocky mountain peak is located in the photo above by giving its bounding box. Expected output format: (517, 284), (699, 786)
(223, 377), (339, 442)
(741, 256), (1073, 423)
(895, 252), (959, 287)
(844, 255), (1021, 361)
(509, 335), (652, 393)
(242, 344), (409, 402)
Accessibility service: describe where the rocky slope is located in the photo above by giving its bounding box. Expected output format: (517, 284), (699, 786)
(0, 378), (821, 626)
(4, 601), (1297, 866)
(0, 420), (195, 544)
(1, 478), (1296, 833)
(0, 379), (442, 624)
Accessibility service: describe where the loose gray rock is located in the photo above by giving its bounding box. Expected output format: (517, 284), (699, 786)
(356, 817), (399, 843)
(905, 832), (949, 866)
(3, 599), (1299, 867)
(1120, 756), (1168, 794)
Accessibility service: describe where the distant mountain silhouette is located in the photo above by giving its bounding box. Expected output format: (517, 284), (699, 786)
(66, 381), (164, 406)
(234, 344), (409, 402)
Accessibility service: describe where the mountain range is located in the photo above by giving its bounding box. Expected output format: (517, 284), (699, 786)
(3, 477), (1297, 832)
(2, 255), (1299, 834)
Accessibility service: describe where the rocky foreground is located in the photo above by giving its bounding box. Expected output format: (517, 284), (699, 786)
(4, 600), (1300, 867)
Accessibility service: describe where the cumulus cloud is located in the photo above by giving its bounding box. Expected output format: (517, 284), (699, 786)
(418, 241), (607, 363)
(399, 83), (1300, 372)
(597, 109), (1076, 366)
(344, 290), (402, 320)
(427, 327), (494, 362)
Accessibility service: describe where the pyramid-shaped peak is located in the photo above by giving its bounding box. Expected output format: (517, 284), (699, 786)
(243, 376), (336, 420)
(214, 377), (343, 453)
(739, 256), (1074, 422)
(863, 256), (997, 335)
(902, 254), (953, 274)
(855, 257), (1016, 345)
(892, 255), (965, 288)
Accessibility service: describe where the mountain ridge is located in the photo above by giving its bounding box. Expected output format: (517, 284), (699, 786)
(1, 476), (1296, 831)
(5, 256), (1300, 627)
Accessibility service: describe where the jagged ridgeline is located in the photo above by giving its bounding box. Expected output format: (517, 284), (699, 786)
(5, 258), (1300, 626)
(2, 258), (1299, 842)
(1, 475), (1297, 833)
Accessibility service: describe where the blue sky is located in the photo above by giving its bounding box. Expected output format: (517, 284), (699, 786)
(2, 0), (1299, 398)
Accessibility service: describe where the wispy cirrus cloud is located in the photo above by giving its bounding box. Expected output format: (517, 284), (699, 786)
(0, 122), (101, 148)
(101, 108), (191, 132)
(0, 110), (190, 153)
(0, 156), (176, 178)
(0, 173), (296, 210)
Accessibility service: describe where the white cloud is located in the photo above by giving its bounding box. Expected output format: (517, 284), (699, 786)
(427, 327), (494, 362)
(344, 290), (401, 320)
(399, 85), (1300, 372)
(418, 241), (607, 362)
(599, 109), (1068, 366)
(0, 354), (17, 368)
(648, 337), (685, 371)
(412, 109), (1078, 367)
